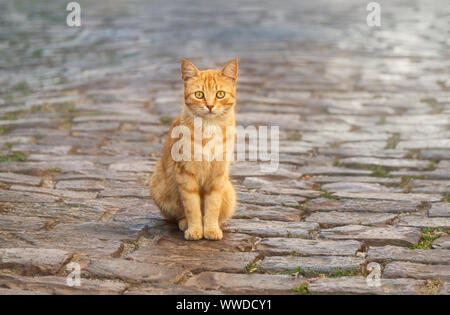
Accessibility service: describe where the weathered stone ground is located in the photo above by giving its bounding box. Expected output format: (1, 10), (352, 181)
(0, 0), (449, 295)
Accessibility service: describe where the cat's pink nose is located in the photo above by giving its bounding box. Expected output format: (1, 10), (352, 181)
(206, 105), (214, 112)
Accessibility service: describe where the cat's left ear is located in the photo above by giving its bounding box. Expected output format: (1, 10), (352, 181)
(221, 58), (238, 81)
(181, 58), (199, 82)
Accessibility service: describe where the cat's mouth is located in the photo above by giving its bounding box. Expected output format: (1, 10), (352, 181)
(191, 107), (224, 118)
(200, 109), (216, 116)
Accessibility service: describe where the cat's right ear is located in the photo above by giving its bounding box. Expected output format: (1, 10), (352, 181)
(181, 59), (199, 82)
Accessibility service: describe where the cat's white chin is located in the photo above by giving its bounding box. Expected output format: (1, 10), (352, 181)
(185, 106), (228, 120)
(196, 111), (219, 119)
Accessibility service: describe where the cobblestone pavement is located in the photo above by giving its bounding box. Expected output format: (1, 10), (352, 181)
(0, 0), (449, 295)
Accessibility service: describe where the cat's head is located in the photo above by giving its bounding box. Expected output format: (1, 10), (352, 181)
(180, 58), (238, 119)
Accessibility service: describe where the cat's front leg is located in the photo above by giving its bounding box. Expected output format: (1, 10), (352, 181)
(203, 176), (225, 240)
(177, 174), (203, 240)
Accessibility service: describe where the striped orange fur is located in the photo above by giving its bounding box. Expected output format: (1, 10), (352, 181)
(150, 59), (238, 240)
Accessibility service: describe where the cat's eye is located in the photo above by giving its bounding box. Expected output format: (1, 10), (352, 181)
(194, 91), (204, 99)
(216, 91), (225, 99)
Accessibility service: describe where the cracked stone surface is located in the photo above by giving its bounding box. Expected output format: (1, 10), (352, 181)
(0, 0), (449, 295)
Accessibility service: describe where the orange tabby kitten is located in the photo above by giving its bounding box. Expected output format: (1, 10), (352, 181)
(150, 58), (238, 240)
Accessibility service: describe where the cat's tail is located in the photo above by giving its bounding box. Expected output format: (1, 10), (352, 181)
(150, 160), (183, 223)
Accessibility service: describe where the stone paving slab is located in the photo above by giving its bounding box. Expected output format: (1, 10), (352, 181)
(124, 283), (220, 295)
(383, 262), (450, 280)
(0, 248), (71, 276)
(83, 258), (184, 284)
(237, 191), (304, 207)
(339, 157), (432, 170)
(0, 202), (107, 222)
(0, 215), (48, 233)
(398, 216), (450, 229)
(223, 219), (318, 238)
(333, 191), (443, 203)
(9, 185), (98, 200)
(319, 225), (421, 247)
(0, 173), (42, 186)
(308, 277), (431, 295)
(305, 211), (398, 227)
(0, 190), (60, 203)
(433, 235), (450, 250)
(303, 198), (420, 213)
(22, 222), (144, 257)
(234, 204), (302, 222)
(367, 246), (450, 265)
(321, 182), (393, 193)
(0, 274), (127, 295)
(129, 247), (258, 274)
(439, 282), (450, 295)
(257, 238), (361, 256)
(0, 161), (97, 174)
(259, 256), (364, 275)
(0, 287), (45, 295)
(54, 180), (105, 192)
(0, 0), (449, 295)
(185, 272), (305, 294)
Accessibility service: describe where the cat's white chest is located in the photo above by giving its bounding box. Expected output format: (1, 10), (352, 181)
(203, 123), (220, 137)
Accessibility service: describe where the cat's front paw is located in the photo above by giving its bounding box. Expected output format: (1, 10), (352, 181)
(204, 227), (223, 240)
(184, 226), (203, 240)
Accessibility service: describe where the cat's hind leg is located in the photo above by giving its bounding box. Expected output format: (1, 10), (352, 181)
(150, 165), (184, 223)
(219, 180), (236, 225)
(177, 218), (188, 231)
(152, 183), (186, 231)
